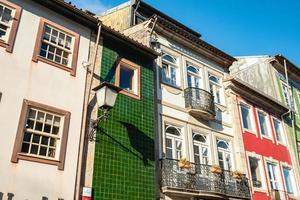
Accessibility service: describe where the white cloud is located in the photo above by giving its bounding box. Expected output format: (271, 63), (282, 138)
(72, 0), (111, 15)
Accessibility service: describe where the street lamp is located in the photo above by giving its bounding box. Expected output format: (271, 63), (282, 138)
(88, 82), (121, 141)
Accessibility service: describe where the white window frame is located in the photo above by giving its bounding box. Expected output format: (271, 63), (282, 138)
(164, 124), (184, 160)
(186, 63), (202, 89)
(216, 139), (233, 171)
(239, 102), (256, 135)
(281, 163), (297, 196)
(271, 116), (286, 145)
(209, 74), (223, 105)
(0, 2), (15, 43)
(256, 109), (273, 141)
(161, 53), (180, 87)
(192, 132), (210, 165)
(265, 159), (283, 192)
(246, 152), (266, 191)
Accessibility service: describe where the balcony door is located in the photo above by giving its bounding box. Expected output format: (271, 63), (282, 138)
(187, 65), (201, 89)
(193, 133), (209, 165)
(165, 125), (183, 160)
(217, 139), (232, 171)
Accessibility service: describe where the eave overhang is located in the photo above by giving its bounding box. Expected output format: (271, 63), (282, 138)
(272, 55), (300, 83)
(225, 77), (289, 116)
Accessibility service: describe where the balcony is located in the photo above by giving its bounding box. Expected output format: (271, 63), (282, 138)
(161, 158), (251, 199)
(184, 87), (215, 120)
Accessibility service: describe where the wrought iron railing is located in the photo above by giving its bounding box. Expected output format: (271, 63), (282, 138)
(184, 87), (215, 117)
(161, 158), (251, 199)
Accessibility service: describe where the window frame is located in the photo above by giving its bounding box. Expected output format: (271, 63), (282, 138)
(11, 99), (70, 170)
(115, 58), (141, 100)
(216, 138), (232, 171)
(161, 53), (180, 88)
(164, 124), (184, 160)
(192, 132), (210, 165)
(265, 159), (283, 192)
(186, 62), (202, 89)
(271, 116), (285, 145)
(0, 0), (21, 53)
(256, 109), (273, 141)
(239, 102), (256, 135)
(247, 153), (266, 191)
(281, 164), (297, 196)
(208, 74), (223, 105)
(32, 18), (80, 76)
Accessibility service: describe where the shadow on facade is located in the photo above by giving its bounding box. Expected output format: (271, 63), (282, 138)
(97, 122), (154, 167)
(120, 122), (155, 166)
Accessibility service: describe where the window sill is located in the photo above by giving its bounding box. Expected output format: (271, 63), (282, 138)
(161, 81), (182, 91)
(15, 153), (61, 168)
(252, 187), (267, 194)
(33, 56), (76, 76)
(243, 128), (258, 137)
(261, 135), (273, 142)
(119, 89), (140, 100)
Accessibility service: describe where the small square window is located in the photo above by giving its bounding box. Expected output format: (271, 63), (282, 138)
(115, 58), (140, 99)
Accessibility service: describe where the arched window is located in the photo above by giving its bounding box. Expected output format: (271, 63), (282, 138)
(187, 64), (202, 89)
(165, 125), (183, 160)
(209, 74), (222, 104)
(217, 139), (232, 170)
(193, 133), (209, 165)
(209, 75), (219, 84)
(162, 54), (176, 64)
(161, 53), (179, 86)
(187, 65), (199, 74)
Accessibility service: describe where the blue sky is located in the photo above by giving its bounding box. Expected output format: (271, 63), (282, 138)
(72, 0), (300, 66)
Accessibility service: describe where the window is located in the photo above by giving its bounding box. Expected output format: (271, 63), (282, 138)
(240, 104), (253, 131)
(217, 139), (232, 171)
(209, 74), (222, 104)
(272, 118), (284, 143)
(32, 18), (80, 76)
(115, 58), (140, 99)
(193, 133), (209, 165)
(249, 156), (263, 188)
(281, 81), (293, 109)
(11, 100), (70, 170)
(283, 167), (294, 194)
(267, 162), (279, 190)
(161, 53), (180, 87)
(257, 111), (271, 138)
(0, 0), (21, 52)
(165, 125), (183, 160)
(187, 64), (202, 89)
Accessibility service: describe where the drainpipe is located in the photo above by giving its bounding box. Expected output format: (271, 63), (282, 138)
(75, 21), (102, 200)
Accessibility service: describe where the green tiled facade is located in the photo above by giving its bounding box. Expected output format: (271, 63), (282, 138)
(92, 38), (155, 200)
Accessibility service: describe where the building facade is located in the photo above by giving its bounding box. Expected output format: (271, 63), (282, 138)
(0, 0), (97, 199)
(99, 1), (251, 199)
(228, 55), (300, 199)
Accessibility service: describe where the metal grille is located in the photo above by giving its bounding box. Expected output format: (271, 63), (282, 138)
(161, 158), (251, 199)
(184, 87), (215, 116)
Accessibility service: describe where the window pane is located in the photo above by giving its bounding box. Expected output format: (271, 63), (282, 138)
(23, 132), (32, 142)
(249, 157), (262, 188)
(41, 136), (49, 145)
(241, 105), (251, 130)
(273, 119), (282, 142)
(162, 54), (176, 64)
(21, 143), (30, 153)
(2, 7), (12, 23)
(283, 167), (293, 194)
(39, 146), (47, 156)
(119, 66), (134, 91)
(30, 145), (38, 154)
(258, 112), (268, 136)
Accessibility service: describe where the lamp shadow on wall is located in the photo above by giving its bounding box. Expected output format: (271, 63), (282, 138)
(120, 122), (155, 166)
(97, 122), (154, 167)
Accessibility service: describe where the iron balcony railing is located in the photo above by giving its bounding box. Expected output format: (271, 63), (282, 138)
(161, 158), (251, 199)
(184, 87), (215, 117)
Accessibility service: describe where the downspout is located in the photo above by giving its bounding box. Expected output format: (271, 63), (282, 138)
(75, 21), (102, 200)
(148, 16), (161, 200)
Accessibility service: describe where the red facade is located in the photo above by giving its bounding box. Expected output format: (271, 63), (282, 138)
(237, 96), (294, 200)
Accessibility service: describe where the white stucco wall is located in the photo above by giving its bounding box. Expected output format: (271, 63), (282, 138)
(0, 0), (91, 199)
